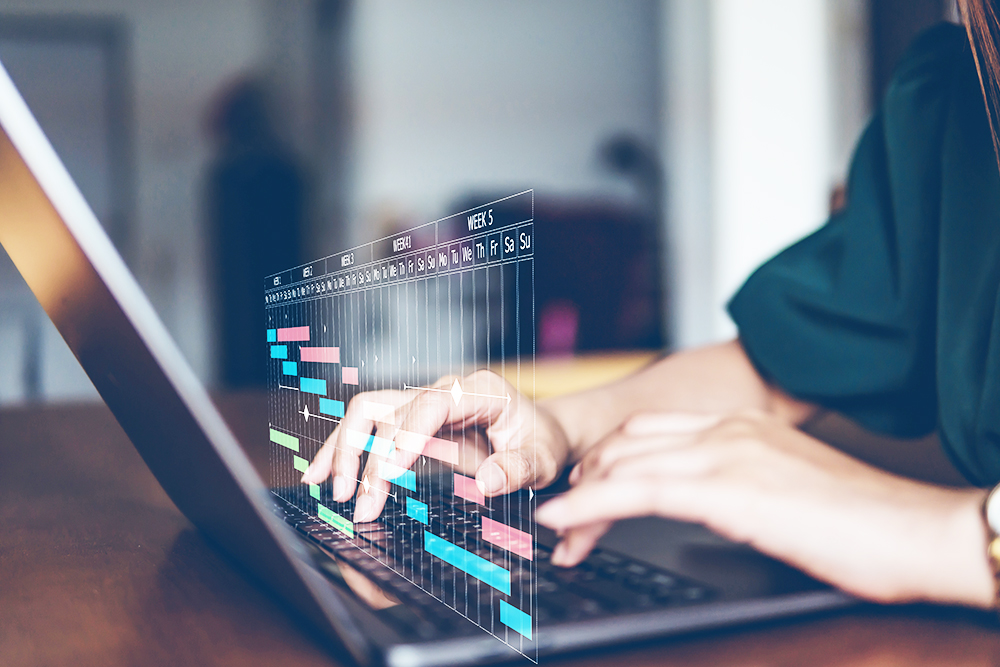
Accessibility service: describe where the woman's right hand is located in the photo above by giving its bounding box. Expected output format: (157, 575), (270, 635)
(301, 370), (571, 523)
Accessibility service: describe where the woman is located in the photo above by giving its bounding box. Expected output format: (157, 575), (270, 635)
(303, 0), (1000, 609)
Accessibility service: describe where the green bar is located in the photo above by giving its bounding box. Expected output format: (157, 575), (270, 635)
(293, 455), (309, 473)
(318, 503), (354, 537)
(309, 484), (321, 500)
(269, 428), (299, 452)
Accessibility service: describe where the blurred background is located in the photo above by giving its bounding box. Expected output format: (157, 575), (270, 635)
(0, 0), (959, 403)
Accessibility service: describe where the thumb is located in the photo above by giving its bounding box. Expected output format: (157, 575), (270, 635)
(475, 404), (570, 496)
(475, 444), (562, 497)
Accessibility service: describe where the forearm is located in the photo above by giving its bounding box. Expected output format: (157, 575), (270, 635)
(541, 339), (818, 461)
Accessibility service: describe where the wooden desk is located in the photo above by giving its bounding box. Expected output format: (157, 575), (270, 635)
(2, 394), (999, 666)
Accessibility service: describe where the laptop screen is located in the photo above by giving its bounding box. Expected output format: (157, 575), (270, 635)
(264, 190), (538, 658)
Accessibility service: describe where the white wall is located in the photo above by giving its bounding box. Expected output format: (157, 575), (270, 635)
(711, 0), (833, 339)
(348, 0), (661, 244)
(663, 0), (873, 348)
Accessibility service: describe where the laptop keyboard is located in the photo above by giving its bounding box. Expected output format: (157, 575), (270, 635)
(274, 497), (714, 635)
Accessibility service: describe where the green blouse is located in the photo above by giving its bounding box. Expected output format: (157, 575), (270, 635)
(729, 23), (1000, 486)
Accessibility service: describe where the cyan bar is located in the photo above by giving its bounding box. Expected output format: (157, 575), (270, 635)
(269, 428), (299, 452)
(499, 600), (532, 639)
(282, 361), (298, 376)
(346, 429), (395, 457)
(270, 345), (288, 359)
(378, 460), (416, 492)
(293, 455), (309, 473)
(300, 377), (327, 395)
(406, 497), (428, 524)
(424, 531), (511, 595)
(309, 484), (321, 500)
(266, 328), (277, 342)
(319, 398), (345, 418)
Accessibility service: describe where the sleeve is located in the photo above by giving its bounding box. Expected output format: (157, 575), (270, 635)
(727, 24), (967, 438)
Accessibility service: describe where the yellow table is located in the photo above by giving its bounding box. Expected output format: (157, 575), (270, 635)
(493, 351), (660, 399)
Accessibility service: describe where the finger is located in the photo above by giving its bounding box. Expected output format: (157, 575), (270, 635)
(384, 372), (516, 490)
(353, 453), (397, 523)
(398, 372), (511, 441)
(624, 412), (722, 436)
(329, 439), (361, 502)
(592, 446), (722, 481)
(571, 431), (698, 484)
(331, 391), (418, 501)
(350, 383), (458, 519)
(352, 373), (509, 520)
(354, 410), (433, 523)
(303, 390), (401, 492)
(476, 412), (567, 496)
(551, 520), (612, 567)
(474, 447), (550, 497)
(535, 477), (716, 532)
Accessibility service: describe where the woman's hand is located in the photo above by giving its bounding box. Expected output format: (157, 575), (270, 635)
(535, 409), (994, 608)
(302, 370), (571, 523)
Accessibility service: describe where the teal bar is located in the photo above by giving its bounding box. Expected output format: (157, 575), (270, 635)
(300, 377), (327, 395)
(270, 345), (287, 359)
(406, 497), (428, 524)
(378, 460), (416, 492)
(319, 398), (345, 418)
(282, 361), (298, 376)
(267, 329), (277, 342)
(269, 428), (299, 452)
(499, 600), (532, 639)
(424, 531), (510, 595)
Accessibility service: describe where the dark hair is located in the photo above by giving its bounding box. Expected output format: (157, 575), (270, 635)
(962, 0), (1000, 168)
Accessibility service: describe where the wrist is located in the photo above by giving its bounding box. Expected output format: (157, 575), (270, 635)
(933, 488), (993, 608)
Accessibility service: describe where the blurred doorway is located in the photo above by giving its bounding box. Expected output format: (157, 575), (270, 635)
(0, 15), (132, 403)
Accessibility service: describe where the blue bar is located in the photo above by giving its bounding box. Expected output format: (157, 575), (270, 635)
(499, 601), (532, 639)
(424, 531), (510, 595)
(406, 497), (428, 524)
(378, 460), (415, 492)
(319, 398), (345, 418)
(282, 361), (298, 376)
(270, 345), (287, 359)
(300, 377), (327, 395)
(267, 329), (277, 342)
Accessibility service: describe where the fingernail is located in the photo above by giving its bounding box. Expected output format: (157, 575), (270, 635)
(476, 462), (507, 495)
(552, 542), (569, 566)
(332, 476), (347, 500)
(535, 501), (560, 526)
(354, 494), (376, 523)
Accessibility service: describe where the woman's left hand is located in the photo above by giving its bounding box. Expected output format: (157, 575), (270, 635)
(534, 410), (994, 607)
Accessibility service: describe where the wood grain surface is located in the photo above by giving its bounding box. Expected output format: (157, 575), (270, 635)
(1, 395), (998, 666)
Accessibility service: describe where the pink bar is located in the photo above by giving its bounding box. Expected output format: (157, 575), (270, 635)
(424, 437), (460, 465)
(342, 367), (359, 385)
(482, 517), (533, 561)
(454, 473), (485, 505)
(301, 347), (340, 363)
(277, 326), (310, 342)
(396, 431), (460, 465)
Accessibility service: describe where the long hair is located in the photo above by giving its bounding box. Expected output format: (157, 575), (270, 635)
(962, 0), (1000, 170)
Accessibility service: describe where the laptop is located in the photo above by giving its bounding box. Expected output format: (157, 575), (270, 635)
(0, 60), (853, 666)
